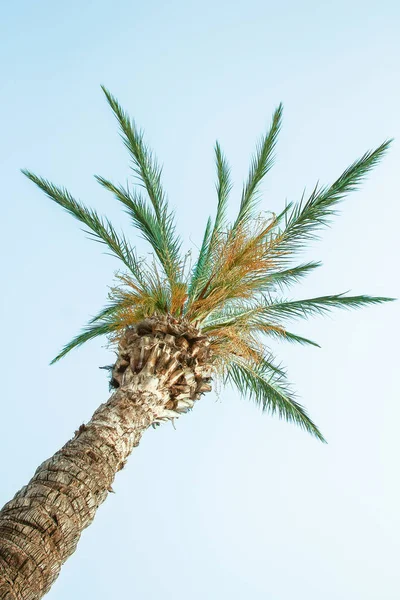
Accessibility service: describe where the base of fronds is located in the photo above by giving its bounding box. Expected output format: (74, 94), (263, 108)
(110, 315), (213, 419)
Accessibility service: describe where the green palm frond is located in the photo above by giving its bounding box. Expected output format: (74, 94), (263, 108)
(186, 217), (213, 302)
(214, 141), (232, 233)
(263, 261), (322, 290)
(21, 171), (143, 280)
(226, 359), (325, 441)
(101, 86), (182, 283)
(263, 328), (320, 347)
(234, 103), (283, 228)
(186, 144), (232, 305)
(278, 140), (392, 253)
(261, 293), (395, 322)
(202, 304), (320, 346)
(252, 352), (287, 377)
(51, 321), (119, 364)
(202, 293), (393, 345)
(95, 176), (178, 280)
(222, 260), (322, 299)
(88, 299), (130, 324)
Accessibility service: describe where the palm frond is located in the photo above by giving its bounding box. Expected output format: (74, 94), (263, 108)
(202, 293), (393, 344)
(234, 103), (283, 228)
(186, 145), (232, 306)
(202, 304), (320, 346)
(253, 352), (287, 378)
(261, 293), (395, 322)
(202, 305), (257, 332)
(186, 216), (279, 320)
(51, 321), (118, 364)
(214, 141), (232, 233)
(22, 171), (143, 280)
(186, 217), (213, 302)
(278, 140), (392, 253)
(95, 177), (172, 271)
(263, 261), (322, 291)
(101, 86), (182, 283)
(263, 328), (321, 347)
(88, 299), (132, 324)
(225, 359), (325, 441)
(111, 271), (172, 320)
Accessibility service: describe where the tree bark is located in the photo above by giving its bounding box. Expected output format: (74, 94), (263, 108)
(0, 318), (212, 599)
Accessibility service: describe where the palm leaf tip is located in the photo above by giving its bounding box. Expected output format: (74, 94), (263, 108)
(22, 170), (143, 277)
(226, 361), (326, 442)
(186, 217), (213, 302)
(279, 139), (393, 252)
(265, 261), (322, 291)
(50, 321), (116, 365)
(269, 329), (321, 347)
(234, 102), (283, 228)
(214, 141), (232, 228)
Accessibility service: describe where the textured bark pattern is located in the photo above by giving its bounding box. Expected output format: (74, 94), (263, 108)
(111, 316), (213, 413)
(0, 317), (212, 599)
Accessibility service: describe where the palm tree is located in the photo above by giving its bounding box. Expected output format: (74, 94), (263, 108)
(0, 88), (393, 599)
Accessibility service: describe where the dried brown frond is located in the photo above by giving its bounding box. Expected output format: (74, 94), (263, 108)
(208, 325), (264, 373)
(186, 216), (287, 321)
(170, 281), (188, 316)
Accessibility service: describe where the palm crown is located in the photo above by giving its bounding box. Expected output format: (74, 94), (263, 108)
(23, 87), (393, 442)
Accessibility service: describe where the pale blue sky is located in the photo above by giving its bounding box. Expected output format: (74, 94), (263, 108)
(1, 1), (400, 598)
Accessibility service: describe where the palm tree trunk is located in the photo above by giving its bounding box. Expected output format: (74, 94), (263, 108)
(0, 318), (212, 599)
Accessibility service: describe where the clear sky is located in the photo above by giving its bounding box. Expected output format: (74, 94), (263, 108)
(1, 1), (400, 598)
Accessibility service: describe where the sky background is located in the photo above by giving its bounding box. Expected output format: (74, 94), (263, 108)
(1, 1), (400, 598)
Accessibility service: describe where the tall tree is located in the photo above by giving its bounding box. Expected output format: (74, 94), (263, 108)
(0, 88), (393, 599)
